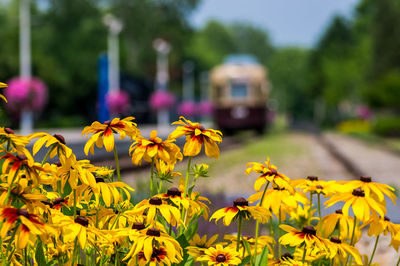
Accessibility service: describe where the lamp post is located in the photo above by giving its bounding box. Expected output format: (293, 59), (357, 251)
(19, 0), (32, 134)
(153, 39), (171, 129)
(103, 14), (123, 94)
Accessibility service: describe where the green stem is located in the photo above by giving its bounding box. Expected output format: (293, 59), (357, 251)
(113, 145), (121, 182)
(150, 159), (154, 196)
(236, 216), (243, 252)
(396, 256), (400, 266)
(368, 235), (380, 266)
(184, 157), (192, 196)
(4, 172), (18, 205)
(73, 189), (77, 219)
(5, 227), (18, 260)
(270, 220), (275, 256)
(301, 244), (307, 263)
(158, 180), (163, 194)
(278, 207), (282, 259)
(317, 193), (322, 220)
(110, 213), (121, 229)
(309, 192), (313, 218)
(346, 217), (358, 266)
(41, 145), (56, 165)
(253, 181), (270, 265)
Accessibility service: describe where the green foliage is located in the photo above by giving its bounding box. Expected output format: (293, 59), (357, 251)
(365, 71), (400, 110)
(372, 115), (400, 137)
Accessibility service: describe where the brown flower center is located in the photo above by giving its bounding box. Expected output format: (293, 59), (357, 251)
(360, 176), (372, 183)
(53, 198), (65, 205)
(267, 168), (277, 176)
(335, 209), (343, 214)
(352, 188), (365, 197)
(4, 128), (14, 134)
(307, 176), (318, 181)
(302, 225), (316, 236)
(281, 253), (294, 260)
(146, 228), (161, 237)
(75, 216), (89, 227)
(233, 197), (248, 207)
(316, 185), (323, 189)
(54, 161), (62, 167)
(149, 197), (162, 205)
(17, 209), (30, 219)
(384, 216), (390, 221)
(330, 236), (342, 244)
(95, 177), (105, 183)
(16, 155), (27, 161)
(53, 134), (66, 145)
(216, 254), (226, 262)
(167, 187), (181, 197)
(132, 223), (146, 230)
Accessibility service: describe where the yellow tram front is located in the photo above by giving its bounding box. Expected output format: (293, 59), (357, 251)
(210, 55), (269, 133)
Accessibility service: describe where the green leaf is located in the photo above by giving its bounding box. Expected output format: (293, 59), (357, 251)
(238, 255), (251, 266)
(35, 240), (46, 265)
(176, 234), (191, 266)
(255, 245), (269, 266)
(242, 238), (252, 259)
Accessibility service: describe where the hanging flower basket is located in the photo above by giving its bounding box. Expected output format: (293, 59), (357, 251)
(149, 90), (175, 111)
(105, 90), (131, 115)
(4, 77), (47, 113)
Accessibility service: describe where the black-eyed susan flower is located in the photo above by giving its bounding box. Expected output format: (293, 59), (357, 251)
(0, 82), (7, 102)
(248, 187), (308, 220)
(197, 244), (241, 265)
(123, 228), (183, 265)
(322, 236), (362, 265)
(318, 209), (357, 240)
(291, 176), (336, 197)
(246, 158), (291, 192)
(82, 117), (139, 155)
(156, 187), (191, 210)
(57, 157), (97, 192)
(268, 253), (306, 266)
(28, 132), (73, 162)
(210, 197), (270, 226)
(324, 188), (386, 222)
(169, 116), (222, 158)
(279, 225), (325, 249)
(187, 234), (219, 257)
(342, 176), (397, 204)
(131, 196), (181, 225)
(289, 204), (318, 229)
(0, 207), (47, 249)
(129, 130), (182, 165)
(224, 234), (274, 258)
(0, 128), (30, 156)
(362, 214), (399, 238)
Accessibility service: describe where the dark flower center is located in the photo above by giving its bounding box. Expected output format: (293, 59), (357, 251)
(146, 228), (161, 237)
(132, 223), (146, 230)
(74, 216), (89, 227)
(53, 198), (65, 205)
(17, 209), (30, 219)
(335, 209), (343, 214)
(360, 176), (372, 183)
(199, 126), (206, 131)
(95, 177), (105, 183)
(4, 128), (14, 134)
(352, 188), (365, 197)
(302, 225), (316, 236)
(16, 155), (27, 161)
(216, 254), (226, 262)
(330, 236), (342, 244)
(384, 216), (390, 221)
(54, 161), (62, 167)
(307, 176), (318, 181)
(20, 174), (26, 179)
(281, 253), (294, 260)
(267, 168), (277, 176)
(167, 187), (181, 197)
(149, 197), (162, 205)
(233, 197), (248, 207)
(273, 187), (285, 190)
(53, 134), (66, 145)
(316, 185), (323, 189)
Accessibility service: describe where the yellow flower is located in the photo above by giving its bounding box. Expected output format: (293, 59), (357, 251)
(28, 132), (73, 162)
(246, 158), (291, 192)
(225, 234), (274, 258)
(169, 116), (222, 158)
(123, 228), (183, 265)
(361, 214), (399, 237)
(198, 244), (241, 265)
(56, 157), (97, 192)
(291, 176), (336, 197)
(82, 117), (139, 155)
(322, 236), (362, 265)
(341, 176), (397, 204)
(324, 188), (386, 222)
(318, 209), (357, 240)
(0, 128), (31, 157)
(0, 82), (7, 102)
(132, 196), (181, 226)
(268, 253), (306, 265)
(289, 204), (318, 228)
(210, 197), (270, 226)
(187, 234), (219, 257)
(248, 187), (308, 219)
(129, 130), (182, 165)
(279, 225), (325, 249)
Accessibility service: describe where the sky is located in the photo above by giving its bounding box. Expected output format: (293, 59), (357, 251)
(190, 0), (360, 47)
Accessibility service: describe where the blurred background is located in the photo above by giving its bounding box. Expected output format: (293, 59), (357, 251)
(1, 0), (400, 262)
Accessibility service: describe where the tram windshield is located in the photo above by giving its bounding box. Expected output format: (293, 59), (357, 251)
(231, 82), (248, 98)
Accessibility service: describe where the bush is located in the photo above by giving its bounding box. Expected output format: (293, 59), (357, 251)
(373, 115), (400, 137)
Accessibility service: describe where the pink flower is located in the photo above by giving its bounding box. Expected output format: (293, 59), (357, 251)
(5, 77), (47, 112)
(149, 90), (175, 111)
(177, 100), (197, 117)
(105, 90), (131, 115)
(198, 100), (214, 116)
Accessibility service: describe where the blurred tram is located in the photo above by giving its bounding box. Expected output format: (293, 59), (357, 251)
(210, 55), (269, 134)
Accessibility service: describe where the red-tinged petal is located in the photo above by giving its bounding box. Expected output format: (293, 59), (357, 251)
(103, 128), (115, 152)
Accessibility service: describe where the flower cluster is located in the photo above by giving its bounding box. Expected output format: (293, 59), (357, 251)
(0, 86), (398, 266)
